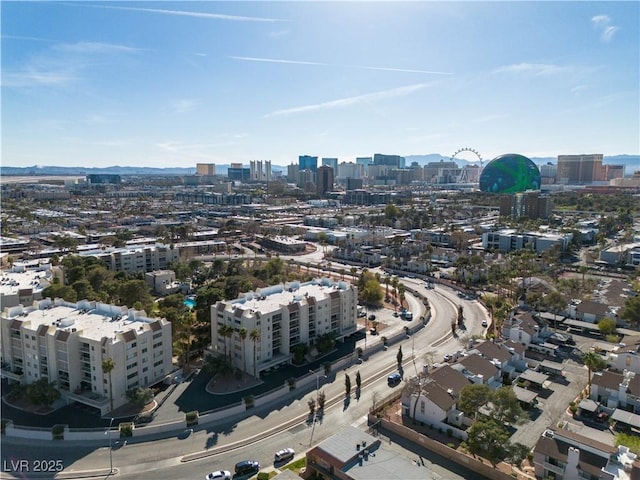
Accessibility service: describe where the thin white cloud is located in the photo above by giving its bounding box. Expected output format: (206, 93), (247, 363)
(167, 99), (200, 114)
(231, 56), (453, 75)
(592, 15), (619, 43)
(264, 83), (430, 118)
(91, 5), (285, 22)
(54, 41), (143, 54)
(492, 63), (571, 76)
(4, 41), (142, 88)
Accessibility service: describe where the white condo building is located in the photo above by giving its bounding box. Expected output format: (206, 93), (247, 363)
(211, 279), (358, 376)
(1, 299), (172, 415)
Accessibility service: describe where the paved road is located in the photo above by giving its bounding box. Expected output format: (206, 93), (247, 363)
(1, 262), (501, 479)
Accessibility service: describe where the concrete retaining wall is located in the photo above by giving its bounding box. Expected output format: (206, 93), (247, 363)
(198, 403), (245, 426)
(132, 419), (187, 438)
(65, 428), (109, 441)
(5, 424), (52, 440)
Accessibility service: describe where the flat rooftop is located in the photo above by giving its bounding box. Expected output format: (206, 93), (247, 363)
(7, 303), (160, 342)
(230, 279), (353, 315)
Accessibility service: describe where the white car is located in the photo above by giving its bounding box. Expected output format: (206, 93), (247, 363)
(274, 448), (295, 462)
(205, 470), (231, 480)
(481, 320), (488, 327)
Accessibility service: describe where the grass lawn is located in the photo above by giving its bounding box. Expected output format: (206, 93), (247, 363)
(615, 432), (640, 454)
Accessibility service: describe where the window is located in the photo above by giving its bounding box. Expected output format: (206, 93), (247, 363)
(154, 360), (163, 367)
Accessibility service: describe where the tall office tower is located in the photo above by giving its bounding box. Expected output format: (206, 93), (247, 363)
(196, 163), (216, 176)
(356, 157), (373, 177)
(373, 153), (405, 169)
(603, 164), (625, 181)
(316, 165), (335, 197)
(250, 160), (259, 180)
(298, 169), (315, 192)
(337, 162), (364, 180)
(228, 163), (250, 181)
(557, 154), (604, 184)
(539, 163), (557, 184)
(264, 160), (272, 181)
(287, 164), (299, 183)
(299, 155), (318, 172)
(321, 157), (338, 172)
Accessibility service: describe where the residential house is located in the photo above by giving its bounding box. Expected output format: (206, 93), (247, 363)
(502, 311), (549, 346)
(533, 428), (638, 480)
(589, 370), (640, 429)
(608, 335), (640, 375)
(451, 353), (501, 389)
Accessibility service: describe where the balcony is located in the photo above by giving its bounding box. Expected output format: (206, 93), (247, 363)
(541, 460), (565, 476)
(1, 363), (24, 382)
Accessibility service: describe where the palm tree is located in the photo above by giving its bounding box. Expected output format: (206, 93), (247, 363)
(223, 326), (234, 363)
(583, 351), (607, 396)
(101, 357), (115, 413)
(398, 283), (406, 309)
(217, 324), (234, 361)
(249, 329), (260, 378)
(384, 275), (391, 298)
(238, 328), (248, 379)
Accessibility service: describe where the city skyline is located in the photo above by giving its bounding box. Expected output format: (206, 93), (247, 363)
(2, 1), (639, 168)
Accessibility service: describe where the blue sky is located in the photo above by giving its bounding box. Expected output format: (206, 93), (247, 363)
(2, 1), (639, 168)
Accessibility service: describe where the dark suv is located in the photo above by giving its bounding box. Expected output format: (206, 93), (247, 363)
(234, 460), (260, 476)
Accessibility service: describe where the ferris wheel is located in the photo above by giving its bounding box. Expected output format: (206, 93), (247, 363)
(451, 148), (483, 183)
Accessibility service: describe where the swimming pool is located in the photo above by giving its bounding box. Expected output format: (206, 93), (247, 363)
(184, 297), (196, 309)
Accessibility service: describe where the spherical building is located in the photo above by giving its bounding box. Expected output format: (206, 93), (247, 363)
(479, 154), (541, 193)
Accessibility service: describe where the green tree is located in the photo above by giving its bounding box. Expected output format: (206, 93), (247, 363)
(317, 390), (326, 411)
(458, 384), (492, 420)
(466, 418), (510, 466)
(597, 317), (617, 337)
(126, 387), (153, 407)
(249, 329), (260, 378)
(102, 357), (115, 413)
(619, 295), (640, 328)
(490, 387), (527, 426)
(397, 345), (403, 368)
(26, 379), (60, 406)
(238, 328), (248, 376)
(345, 373), (352, 397)
(583, 351), (607, 395)
(355, 370), (362, 391)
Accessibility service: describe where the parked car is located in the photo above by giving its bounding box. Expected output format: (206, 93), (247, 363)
(274, 448), (295, 462)
(444, 354), (453, 362)
(235, 460), (260, 476)
(205, 471), (231, 480)
(481, 319), (488, 327)
(368, 314), (376, 321)
(387, 372), (402, 387)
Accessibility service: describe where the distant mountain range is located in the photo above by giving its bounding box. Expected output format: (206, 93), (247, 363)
(1, 154), (637, 176)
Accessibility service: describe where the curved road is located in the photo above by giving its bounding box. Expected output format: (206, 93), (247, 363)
(1, 254), (489, 480)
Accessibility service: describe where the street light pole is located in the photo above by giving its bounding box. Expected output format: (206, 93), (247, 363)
(106, 417), (114, 475)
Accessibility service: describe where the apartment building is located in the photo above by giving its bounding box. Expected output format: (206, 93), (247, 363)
(1, 298), (172, 415)
(81, 243), (180, 274)
(211, 279), (357, 376)
(0, 261), (55, 309)
(534, 428), (638, 480)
